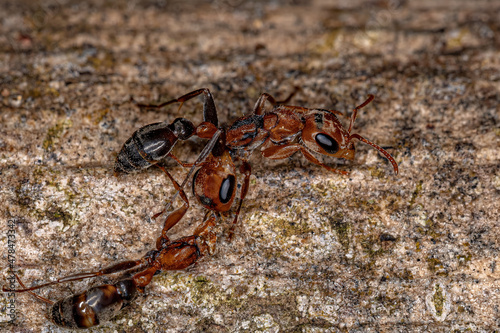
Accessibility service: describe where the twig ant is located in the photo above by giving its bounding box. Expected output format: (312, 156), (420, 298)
(116, 88), (398, 224)
(117, 88), (398, 176)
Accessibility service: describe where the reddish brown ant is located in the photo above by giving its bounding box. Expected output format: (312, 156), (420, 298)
(3, 136), (223, 329)
(118, 88), (398, 226)
(223, 92), (398, 175)
(118, 88), (398, 177)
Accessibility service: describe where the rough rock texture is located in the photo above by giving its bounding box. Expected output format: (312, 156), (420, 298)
(0, 0), (499, 332)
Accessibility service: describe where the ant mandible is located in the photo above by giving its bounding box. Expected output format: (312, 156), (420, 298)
(3, 134), (223, 329)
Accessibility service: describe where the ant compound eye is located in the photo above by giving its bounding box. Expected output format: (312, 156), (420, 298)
(219, 175), (236, 204)
(315, 133), (339, 154)
(192, 169), (201, 196)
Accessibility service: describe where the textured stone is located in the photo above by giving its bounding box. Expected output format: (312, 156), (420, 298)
(0, 0), (498, 332)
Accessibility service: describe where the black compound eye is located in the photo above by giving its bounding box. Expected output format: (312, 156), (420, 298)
(315, 133), (339, 154)
(192, 169), (201, 196)
(219, 175), (236, 204)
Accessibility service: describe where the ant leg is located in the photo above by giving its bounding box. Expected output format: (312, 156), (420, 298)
(154, 164), (190, 249)
(171, 88), (219, 126)
(134, 96), (182, 110)
(193, 211), (219, 255)
(300, 148), (349, 175)
(14, 273), (54, 305)
(252, 88), (300, 115)
(134, 212), (220, 288)
(348, 95), (374, 133)
(153, 129), (222, 220)
(228, 161), (251, 241)
(3, 259), (145, 293)
(234, 161), (251, 225)
(167, 152), (194, 167)
(261, 142), (301, 159)
(135, 88), (219, 127)
(350, 133), (399, 175)
(261, 143), (349, 175)
(252, 93), (278, 115)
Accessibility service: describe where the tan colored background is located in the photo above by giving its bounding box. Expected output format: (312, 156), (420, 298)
(0, 0), (499, 332)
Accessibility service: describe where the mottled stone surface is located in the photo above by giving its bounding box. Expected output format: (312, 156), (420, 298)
(0, 0), (499, 332)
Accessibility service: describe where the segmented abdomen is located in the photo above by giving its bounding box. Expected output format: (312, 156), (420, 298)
(114, 120), (191, 174)
(49, 279), (138, 328)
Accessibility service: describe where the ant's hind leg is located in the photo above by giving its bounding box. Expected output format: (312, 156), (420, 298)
(134, 88), (219, 127)
(13, 273), (54, 305)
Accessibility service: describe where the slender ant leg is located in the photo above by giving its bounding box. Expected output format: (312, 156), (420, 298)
(135, 88), (219, 127)
(3, 259), (146, 294)
(152, 129), (222, 220)
(252, 87), (299, 115)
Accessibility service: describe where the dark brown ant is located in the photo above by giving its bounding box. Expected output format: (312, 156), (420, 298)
(3, 135), (223, 329)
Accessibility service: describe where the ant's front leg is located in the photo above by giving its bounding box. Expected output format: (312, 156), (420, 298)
(260, 141), (349, 175)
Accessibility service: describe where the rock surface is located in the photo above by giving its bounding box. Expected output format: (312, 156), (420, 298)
(0, 0), (498, 332)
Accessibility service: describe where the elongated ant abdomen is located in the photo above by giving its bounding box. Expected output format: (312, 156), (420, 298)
(50, 279), (138, 329)
(115, 88), (219, 175)
(114, 118), (195, 174)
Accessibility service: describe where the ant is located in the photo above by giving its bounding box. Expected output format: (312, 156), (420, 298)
(3, 134), (223, 329)
(115, 88), (398, 226)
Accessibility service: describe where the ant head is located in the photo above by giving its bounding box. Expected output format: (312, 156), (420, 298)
(301, 110), (355, 160)
(192, 150), (236, 212)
